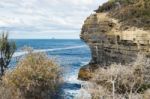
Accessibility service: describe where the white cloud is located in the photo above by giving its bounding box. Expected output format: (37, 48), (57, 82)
(0, 0), (107, 39)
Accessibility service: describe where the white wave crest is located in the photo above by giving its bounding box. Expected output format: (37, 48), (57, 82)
(13, 45), (87, 57)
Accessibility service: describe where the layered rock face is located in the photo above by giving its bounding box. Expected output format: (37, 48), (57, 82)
(78, 12), (150, 80)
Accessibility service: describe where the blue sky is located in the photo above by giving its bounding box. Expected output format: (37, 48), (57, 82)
(0, 0), (107, 39)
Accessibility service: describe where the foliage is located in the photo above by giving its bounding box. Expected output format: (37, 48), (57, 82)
(0, 32), (16, 76)
(0, 52), (63, 99)
(95, 0), (131, 12)
(96, 0), (150, 29)
(95, 1), (115, 12)
(81, 55), (150, 99)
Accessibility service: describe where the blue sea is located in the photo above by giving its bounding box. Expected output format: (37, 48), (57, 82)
(10, 39), (91, 99)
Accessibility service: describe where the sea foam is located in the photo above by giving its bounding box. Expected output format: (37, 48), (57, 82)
(13, 45), (87, 57)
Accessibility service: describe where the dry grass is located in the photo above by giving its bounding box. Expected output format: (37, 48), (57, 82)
(0, 52), (62, 99)
(81, 54), (150, 99)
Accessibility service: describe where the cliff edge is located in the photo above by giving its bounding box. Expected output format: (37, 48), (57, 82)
(78, 0), (150, 80)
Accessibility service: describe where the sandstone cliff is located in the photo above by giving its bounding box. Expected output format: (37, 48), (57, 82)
(78, 0), (150, 80)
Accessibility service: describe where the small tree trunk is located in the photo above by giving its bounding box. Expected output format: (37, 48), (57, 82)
(1, 65), (4, 76)
(112, 80), (115, 99)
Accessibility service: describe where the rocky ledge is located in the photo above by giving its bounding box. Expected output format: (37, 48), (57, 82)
(78, 0), (150, 80)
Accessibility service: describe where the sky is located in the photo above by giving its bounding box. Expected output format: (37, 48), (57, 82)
(0, 0), (107, 39)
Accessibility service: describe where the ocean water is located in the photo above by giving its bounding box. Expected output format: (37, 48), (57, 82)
(10, 39), (91, 99)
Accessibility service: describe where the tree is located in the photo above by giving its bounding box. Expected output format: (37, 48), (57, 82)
(0, 32), (16, 76)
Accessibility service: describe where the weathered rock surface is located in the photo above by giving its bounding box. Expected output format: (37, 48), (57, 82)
(78, 12), (150, 80)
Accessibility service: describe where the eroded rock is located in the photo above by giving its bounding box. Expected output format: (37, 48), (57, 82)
(78, 12), (150, 80)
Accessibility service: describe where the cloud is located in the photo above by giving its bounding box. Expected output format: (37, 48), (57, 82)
(0, 0), (107, 39)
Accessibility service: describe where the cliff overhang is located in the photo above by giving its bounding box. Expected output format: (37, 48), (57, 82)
(78, 0), (150, 80)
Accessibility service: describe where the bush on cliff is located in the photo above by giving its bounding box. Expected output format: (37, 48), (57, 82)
(0, 52), (62, 99)
(81, 55), (150, 99)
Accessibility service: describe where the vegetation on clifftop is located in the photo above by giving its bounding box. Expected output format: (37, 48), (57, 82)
(96, 0), (150, 30)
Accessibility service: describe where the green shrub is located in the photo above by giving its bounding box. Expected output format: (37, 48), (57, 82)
(0, 33), (16, 76)
(95, 1), (116, 12)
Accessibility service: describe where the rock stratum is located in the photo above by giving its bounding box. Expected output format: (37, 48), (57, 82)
(78, 0), (150, 80)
